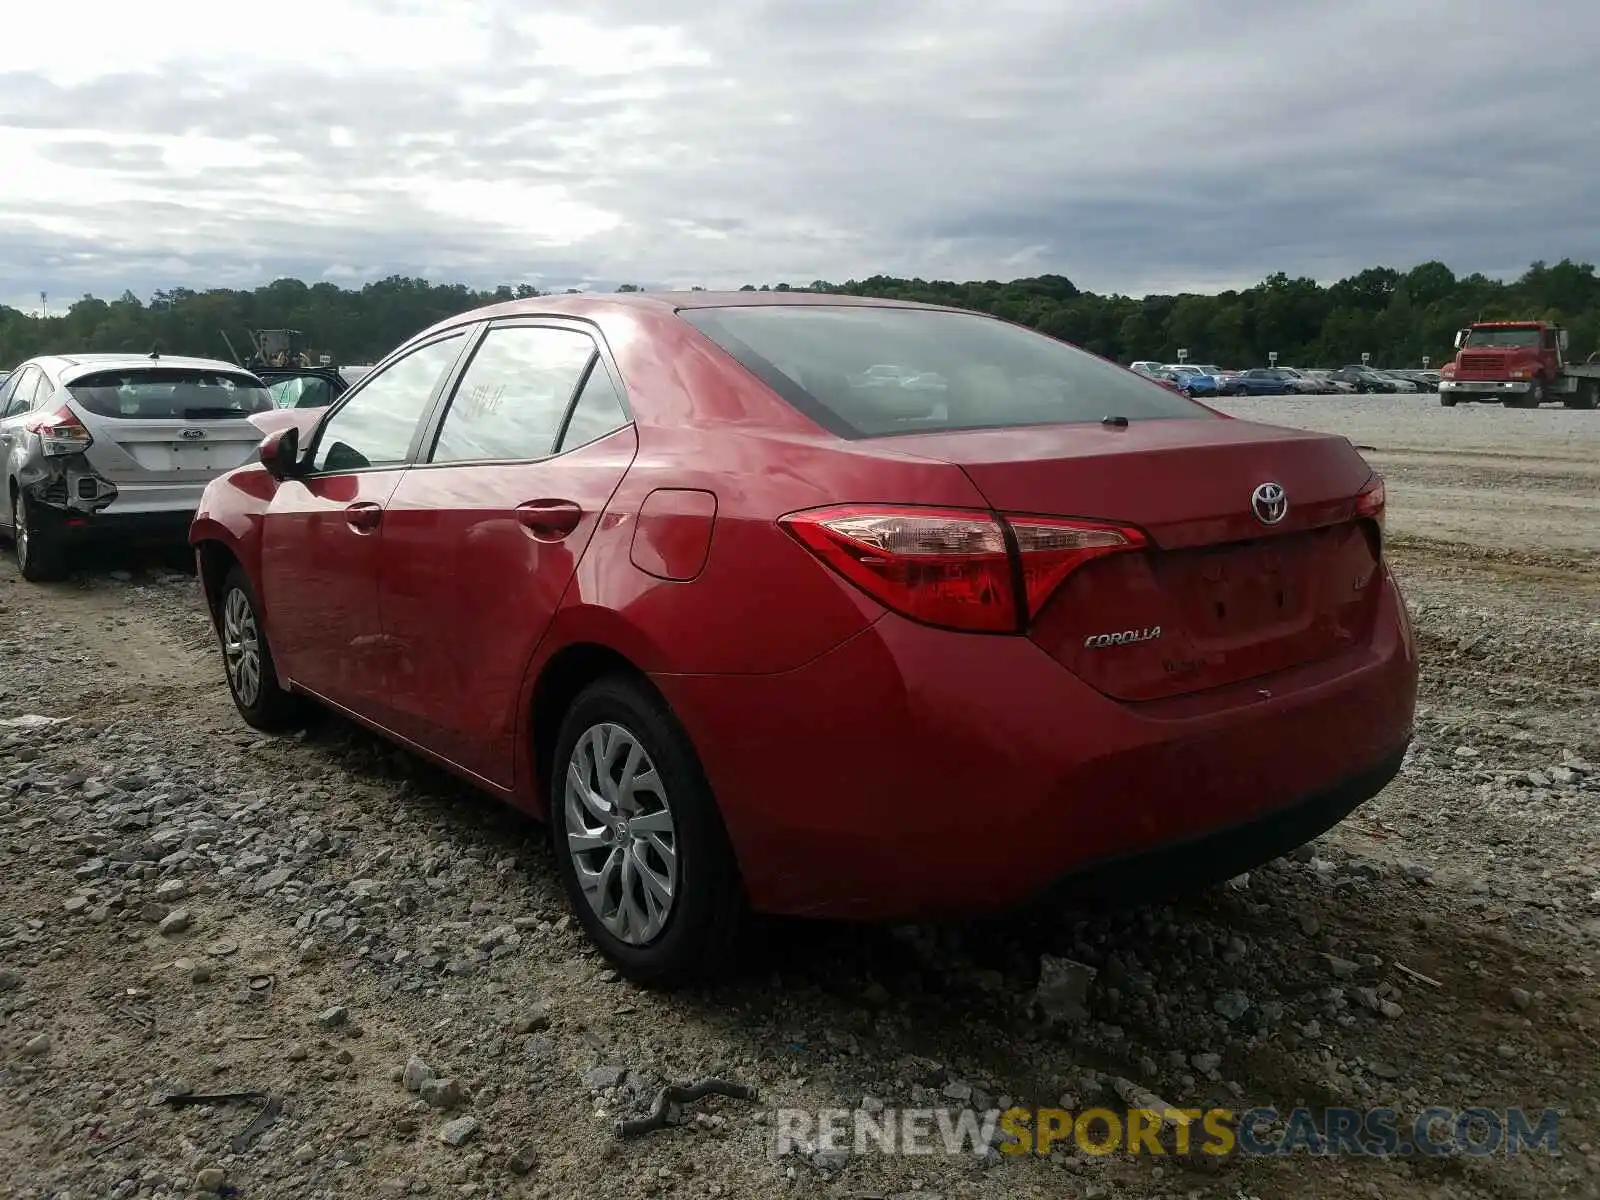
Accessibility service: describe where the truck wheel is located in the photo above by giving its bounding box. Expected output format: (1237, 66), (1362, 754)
(1507, 378), (1546, 409)
(1439, 393), (1457, 407)
(1563, 381), (1598, 410)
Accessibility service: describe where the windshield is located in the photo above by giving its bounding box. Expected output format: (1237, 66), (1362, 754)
(1463, 327), (1541, 349)
(67, 368), (272, 419)
(681, 305), (1208, 437)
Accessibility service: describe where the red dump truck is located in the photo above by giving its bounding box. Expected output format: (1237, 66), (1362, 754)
(1437, 320), (1599, 408)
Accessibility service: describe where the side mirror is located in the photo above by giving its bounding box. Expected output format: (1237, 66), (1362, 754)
(258, 425), (301, 481)
(1453, 329), (1467, 350)
(1558, 329), (1569, 352)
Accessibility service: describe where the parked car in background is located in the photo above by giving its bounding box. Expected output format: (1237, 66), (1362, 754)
(1188, 364), (1241, 395)
(1328, 366), (1402, 394)
(0, 353), (271, 579)
(261, 363), (376, 410)
(1129, 360), (1165, 376)
(190, 291), (1416, 984)
(1384, 370), (1436, 393)
(1234, 367), (1305, 396)
(1145, 371), (1190, 396)
(1302, 370), (1356, 395)
(1160, 365), (1223, 397)
(1275, 368), (1326, 395)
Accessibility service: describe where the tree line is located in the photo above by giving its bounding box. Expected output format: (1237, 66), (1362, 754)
(3, 259), (1597, 371)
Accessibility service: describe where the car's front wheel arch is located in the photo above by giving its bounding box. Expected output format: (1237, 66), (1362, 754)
(194, 539), (241, 627)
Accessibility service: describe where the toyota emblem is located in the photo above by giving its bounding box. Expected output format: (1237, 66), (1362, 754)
(1251, 481), (1288, 526)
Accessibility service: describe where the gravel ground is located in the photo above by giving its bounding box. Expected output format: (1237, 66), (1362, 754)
(1, 396), (1598, 1200)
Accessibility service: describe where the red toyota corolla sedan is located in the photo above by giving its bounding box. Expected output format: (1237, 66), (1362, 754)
(189, 292), (1417, 985)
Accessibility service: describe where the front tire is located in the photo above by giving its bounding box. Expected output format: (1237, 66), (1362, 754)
(1507, 378), (1545, 409)
(549, 676), (745, 987)
(13, 490), (68, 582)
(217, 565), (302, 732)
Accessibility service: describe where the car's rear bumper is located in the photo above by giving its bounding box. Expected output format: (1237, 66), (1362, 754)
(33, 501), (193, 548)
(654, 570), (1418, 920)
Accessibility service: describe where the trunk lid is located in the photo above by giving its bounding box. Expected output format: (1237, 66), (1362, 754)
(63, 366), (272, 486)
(74, 407), (266, 484)
(889, 417), (1384, 701)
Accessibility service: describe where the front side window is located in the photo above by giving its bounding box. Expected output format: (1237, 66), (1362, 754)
(680, 305), (1206, 438)
(312, 333), (466, 473)
(431, 326), (597, 464)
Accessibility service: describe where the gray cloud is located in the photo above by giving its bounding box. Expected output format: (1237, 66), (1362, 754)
(1, 0), (1597, 311)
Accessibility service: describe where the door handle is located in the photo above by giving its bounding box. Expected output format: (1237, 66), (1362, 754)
(515, 498), (583, 542)
(345, 501), (382, 533)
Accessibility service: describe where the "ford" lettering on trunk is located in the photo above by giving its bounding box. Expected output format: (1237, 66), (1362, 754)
(1083, 626), (1162, 649)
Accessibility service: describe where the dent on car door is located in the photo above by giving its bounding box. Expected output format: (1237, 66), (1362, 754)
(258, 331), (471, 709)
(378, 323), (637, 784)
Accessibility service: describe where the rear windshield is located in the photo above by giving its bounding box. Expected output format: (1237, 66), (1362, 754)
(679, 305), (1208, 437)
(67, 368), (272, 420)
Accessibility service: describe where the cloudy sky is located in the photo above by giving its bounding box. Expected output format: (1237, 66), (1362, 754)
(1, 0), (1596, 310)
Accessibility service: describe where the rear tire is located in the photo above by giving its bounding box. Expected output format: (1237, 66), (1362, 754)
(1563, 381), (1597, 410)
(217, 565), (303, 732)
(12, 490), (68, 582)
(549, 675), (746, 988)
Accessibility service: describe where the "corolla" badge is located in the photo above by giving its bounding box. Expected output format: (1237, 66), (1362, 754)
(1083, 625), (1161, 649)
(1251, 481), (1287, 526)
(179, 429), (207, 440)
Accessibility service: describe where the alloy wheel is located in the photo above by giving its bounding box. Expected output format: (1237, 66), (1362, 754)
(563, 722), (679, 946)
(14, 494), (28, 571)
(221, 586), (263, 707)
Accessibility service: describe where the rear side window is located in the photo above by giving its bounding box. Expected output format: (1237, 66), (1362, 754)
(67, 368), (272, 420)
(2, 366), (39, 417)
(680, 305), (1207, 438)
(431, 326), (597, 464)
(557, 366), (629, 452)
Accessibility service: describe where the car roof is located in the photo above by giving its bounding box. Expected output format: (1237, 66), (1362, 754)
(24, 353), (258, 384)
(430, 289), (961, 327)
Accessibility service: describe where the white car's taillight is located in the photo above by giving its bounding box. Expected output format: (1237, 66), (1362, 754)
(24, 406), (94, 457)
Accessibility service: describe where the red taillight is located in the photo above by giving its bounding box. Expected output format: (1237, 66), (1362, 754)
(779, 504), (1147, 633)
(24, 405), (93, 457)
(1354, 476), (1385, 529)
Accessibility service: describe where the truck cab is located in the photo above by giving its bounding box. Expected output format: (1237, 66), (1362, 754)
(1438, 321), (1569, 408)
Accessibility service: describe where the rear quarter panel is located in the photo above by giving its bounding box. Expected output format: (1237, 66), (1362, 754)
(545, 307), (997, 675)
